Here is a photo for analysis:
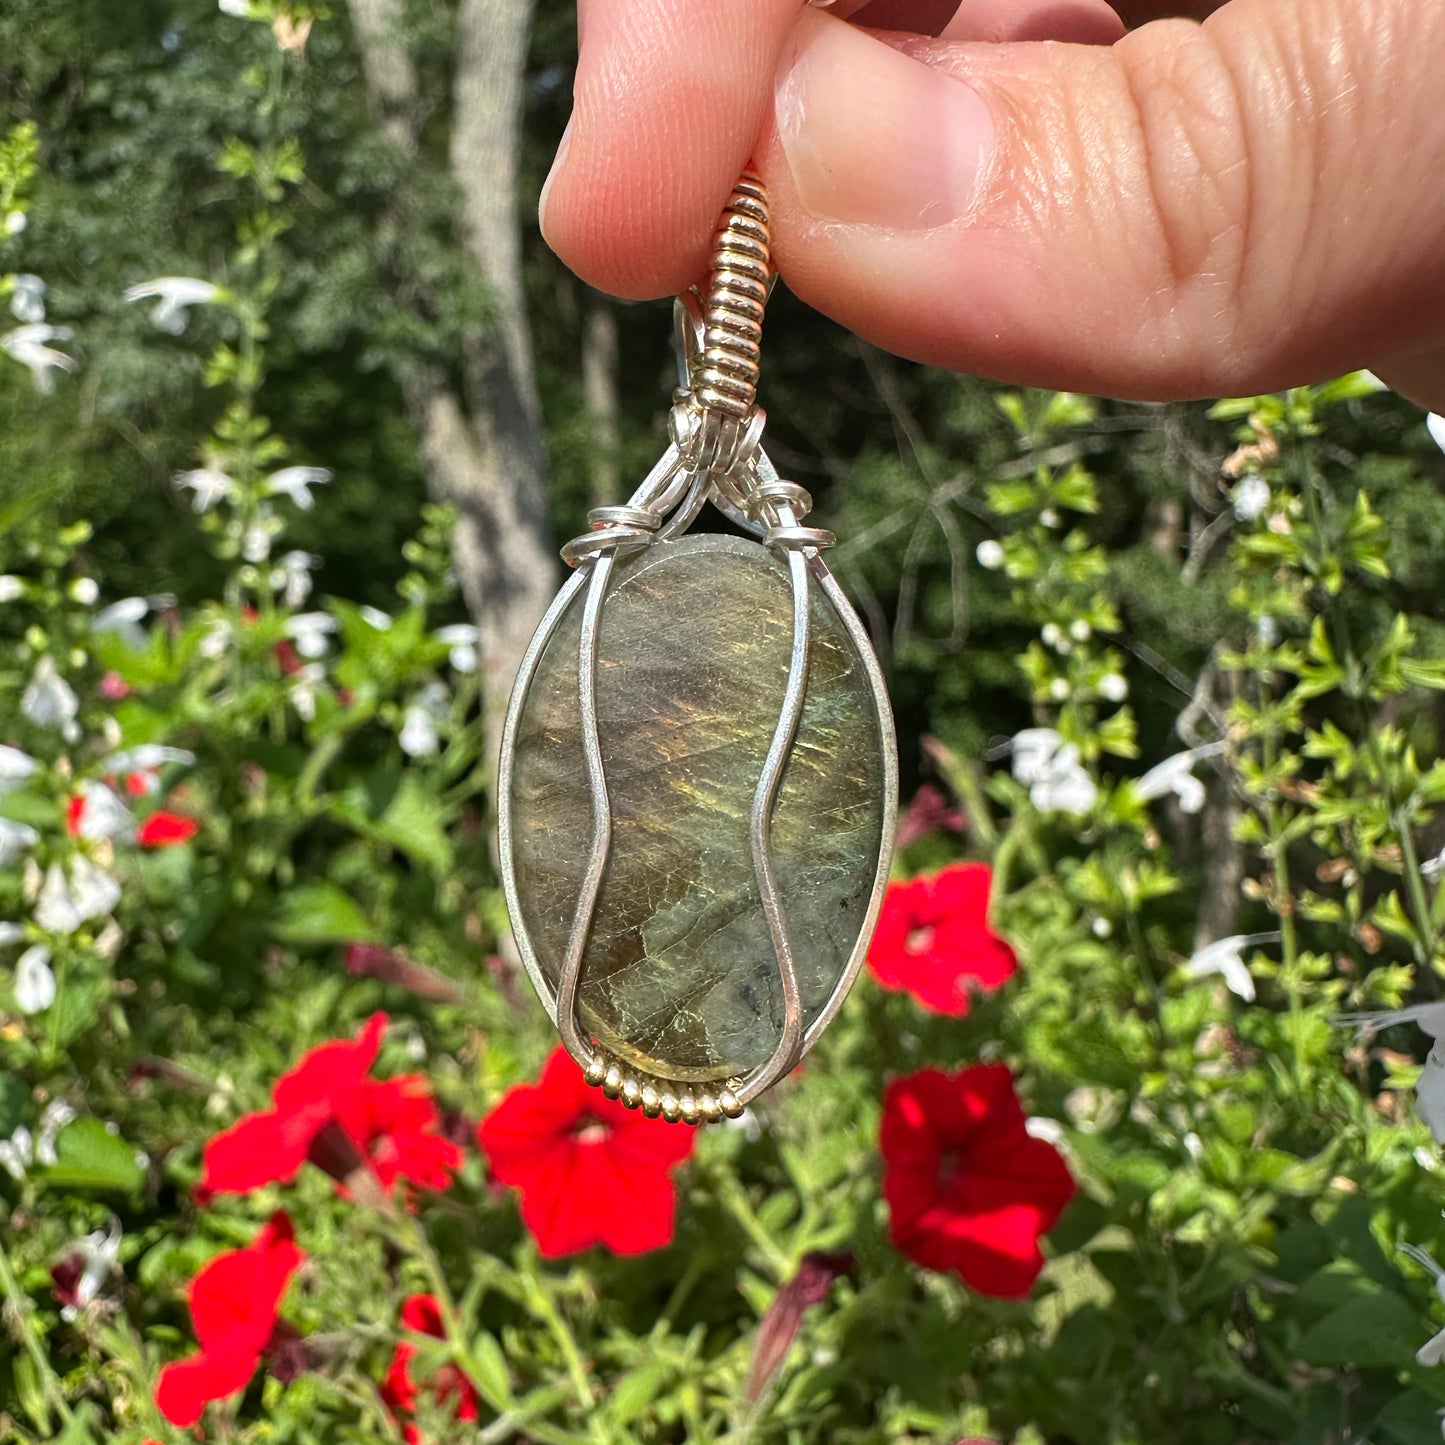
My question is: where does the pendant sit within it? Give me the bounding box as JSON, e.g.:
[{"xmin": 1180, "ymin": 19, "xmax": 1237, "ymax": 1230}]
[{"xmin": 499, "ymin": 173, "xmax": 897, "ymax": 1122}]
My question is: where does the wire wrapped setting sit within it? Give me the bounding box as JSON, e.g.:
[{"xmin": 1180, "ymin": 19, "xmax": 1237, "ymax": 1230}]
[{"xmin": 498, "ymin": 167, "xmax": 893, "ymax": 1121}]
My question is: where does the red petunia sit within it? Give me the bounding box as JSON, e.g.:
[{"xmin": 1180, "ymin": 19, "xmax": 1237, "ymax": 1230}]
[
  {"xmin": 155, "ymin": 1212, "xmax": 304, "ymax": 1427},
  {"xmin": 867, "ymin": 862, "xmax": 1017, "ymax": 1016},
  {"xmin": 136, "ymin": 810, "xmax": 200, "ymax": 847},
  {"xmin": 380, "ymin": 1294, "xmax": 480, "ymax": 1445},
  {"xmin": 199, "ymin": 1013, "xmax": 462, "ymax": 1200},
  {"xmin": 880, "ymin": 1064, "xmax": 1075, "ymax": 1298},
  {"xmin": 477, "ymin": 1047, "xmax": 697, "ymax": 1258}
]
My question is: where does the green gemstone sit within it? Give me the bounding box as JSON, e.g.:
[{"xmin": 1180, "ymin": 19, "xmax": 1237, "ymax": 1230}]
[{"xmin": 508, "ymin": 533, "xmax": 888, "ymax": 1083}]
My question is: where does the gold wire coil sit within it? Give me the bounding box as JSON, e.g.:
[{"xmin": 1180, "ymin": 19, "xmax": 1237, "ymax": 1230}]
[{"xmin": 695, "ymin": 173, "xmax": 771, "ymax": 418}]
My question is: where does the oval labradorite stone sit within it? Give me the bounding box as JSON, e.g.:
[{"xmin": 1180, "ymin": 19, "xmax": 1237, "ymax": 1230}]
[{"xmin": 509, "ymin": 533, "xmax": 888, "ymax": 1083}]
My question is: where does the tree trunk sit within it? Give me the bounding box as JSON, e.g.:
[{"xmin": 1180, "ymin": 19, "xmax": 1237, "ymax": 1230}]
[
  {"xmin": 582, "ymin": 295, "xmax": 620, "ymax": 505},
  {"xmin": 347, "ymin": 0, "xmax": 555, "ymax": 780}
]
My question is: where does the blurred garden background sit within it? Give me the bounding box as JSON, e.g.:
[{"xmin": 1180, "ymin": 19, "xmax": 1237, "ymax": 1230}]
[{"xmin": 5, "ymin": 2, "xmax": 1445, "ymax": 1442}]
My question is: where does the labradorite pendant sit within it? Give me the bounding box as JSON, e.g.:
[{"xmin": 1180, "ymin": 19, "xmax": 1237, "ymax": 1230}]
[{"xmin": 498, "ymin": 174, "xmax": 896, "ymax": 1122}]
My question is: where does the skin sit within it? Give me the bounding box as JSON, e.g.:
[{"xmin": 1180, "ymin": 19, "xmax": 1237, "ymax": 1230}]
[{"xmin": 540, "ymin": 0, "xmax": 1445, "ymax": 409}]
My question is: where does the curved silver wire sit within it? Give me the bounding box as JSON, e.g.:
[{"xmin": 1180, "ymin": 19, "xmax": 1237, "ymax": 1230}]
[
  {"xmin": 737, "ymin": 539, "xmax": 809, "ymax": 1099},
  {"xmin": 552, "ymin": 550, "xmax": 615, "ymax": 1072}
]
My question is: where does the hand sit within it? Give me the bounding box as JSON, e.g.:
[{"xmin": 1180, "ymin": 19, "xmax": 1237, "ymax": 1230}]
[{"xmin": 539, "ymin": 0, "xmax": 1445, "ymax": 410}]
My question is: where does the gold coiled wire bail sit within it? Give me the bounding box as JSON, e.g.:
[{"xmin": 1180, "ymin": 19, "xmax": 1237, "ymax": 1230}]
[{"xmin": 694, "ymin": 171, "xmax": 771, "ymax": 419}]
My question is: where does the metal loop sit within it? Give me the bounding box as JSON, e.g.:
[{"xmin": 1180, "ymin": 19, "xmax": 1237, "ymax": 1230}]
[
  {"xmin": 588, "ymin": 505, "xmax": 662, "ymax": 532},
  {"xmin": 560, "ymin": 525, "xmax": 656, "ymax": 567},
  {"xmin": 764, "ymin": 523, "xmax": 836, "ymax": 551},
  {"xmin": 745, "ymin": 479, "xmax": 813, "ymax": 522}
]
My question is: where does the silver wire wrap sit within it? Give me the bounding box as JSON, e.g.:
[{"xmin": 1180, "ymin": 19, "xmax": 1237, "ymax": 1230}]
[{"xmin": 547, "ymin": 170, "xmax": 840, "ymax": 1121}]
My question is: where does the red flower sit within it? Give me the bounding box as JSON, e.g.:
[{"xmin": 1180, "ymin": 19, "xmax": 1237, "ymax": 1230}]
[
  {"xmin": 136, "ymin": 810, "xmax": 200, "ymax": 847},
  {"xmin": 199, "ymin": 1013, "xmax": 462, "ymax": 1199},
  {"xmin": 98, "ymin": 670, "xmax": 131, "ymax": 701},
  {"xmin": 477, "ymin": 1047, "xmax": 697, "ymax": 1258},
  {"xmin": 867, "ymin": 862, "xmax": 1016, "ymax": 1016},
  {"xmin": 380, "ymin": 1294, "xmax": 480, "ymax": 1444},
  {"xmin": 155, "ymin": 1212, "xmax": 304, "ymax": 1427},
  {"xmin": 880, "ymin": 1064, "xmax": 1075, "ymax": 1298}
]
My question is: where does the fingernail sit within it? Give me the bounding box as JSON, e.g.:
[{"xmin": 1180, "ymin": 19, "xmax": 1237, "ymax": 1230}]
[
  {"xmin": 774, "ymin": 15, "xmax": 994, "ymax": 229},
  {"xmin": 539, "ymin": 114, "xmax": 574, "ymax": 241}
]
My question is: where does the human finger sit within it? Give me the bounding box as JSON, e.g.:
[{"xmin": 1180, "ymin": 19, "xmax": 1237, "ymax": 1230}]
[
  {"xmin": 754, "ymin": 1, "xmax": 1445, "ymax": 401},
  {"xmin": 540, "ymin": 0, "xmax": 1130, "ymax": 299}
]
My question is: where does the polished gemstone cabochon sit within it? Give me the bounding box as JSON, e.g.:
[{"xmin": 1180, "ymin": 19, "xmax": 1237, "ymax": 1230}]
[{"xmin": 507, "ymin": 533, "xmax": 890, "ymax": 1083}]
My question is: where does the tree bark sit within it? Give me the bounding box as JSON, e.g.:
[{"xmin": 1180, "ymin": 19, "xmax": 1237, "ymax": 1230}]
[
  {"xmin": 347, "ymin": 0, "xmax": 555, "ymax": 779},
  {"xmin": 582, "ymin": 294, "xmax": 620, "ymax": 505}
]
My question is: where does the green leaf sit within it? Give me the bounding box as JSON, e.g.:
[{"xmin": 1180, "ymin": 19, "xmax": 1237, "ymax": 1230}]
[
  {"xmin": 1296, "ymin": 1290, "xmax": 1422, "ymax": 1367},
  {"xmin": 328, "ymin": 774, "xmax": 453, "ymax": 877},
  {"xmin": 271, "ymin": 881, "xmax": 379, "ymax": 945},
  {"xmin": 42, "ymin": 1117, "xmax": 143, "ymax": 1193},
  {"xmin": 606, "ymin": 1360, "xmax": 674, "ymax": 1427},
  {"xmin": 468, "ymin": 1331, "xmax": 513, "ymax": 1408}
]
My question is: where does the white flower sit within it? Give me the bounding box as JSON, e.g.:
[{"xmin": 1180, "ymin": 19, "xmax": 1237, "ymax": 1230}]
[
  {"xmin": 1401, "ymin": 1244, "xmax": 1445, "ymax": 1365},
  {"xmin": 975, "ymin": 539, "xmax": 1005, "ymax": 570},
  {"xmin": 1069, "ymin": 619, "xmax": 1092, "ymax": 642},
  {"xmin": 290, "ymin": 662, "xmax": 326, "ymax": 722},
  {"xmin": 265, "ymin": 466, "xmax": 332, "ymax": 510},
  {"xmin": 103, "ymin": 745, "xmax": 195, "ymax": 775},
  {"xmin": 59, "ymin": 1218, "xmax": 123, "ymax": 1321},
  {"xmin": 274, "ymin": 551, "xmax": 319, "ymax": 609},
  {"xmin": 1136, "ymin": 742, "xmax": 1227, "ymax": 815},
  {"xmin": 1182, "ymin": 932, "xmax": 1280, "ymax": 1003},
  {"xmin": 0, "ymin": 745, "xmax": 37, "ymax": 796},
  {"xmin": 0, "ymin": 574, "xmax": 23, "ymax": 602},
  {"xmin": 9, "ymin": 273, "xmax": 46, "ymax": 324},
  {"xmin": 122, "ymin": 276, "xmax": 220, "ymax": 335},
  {"xmin": 1428, "ymin": 414, "xmax": 1445, "ymax": 456},
  {"xmin": 3, "ymin": 211, "xmax": 26, "ymax": 236},
  {"xmin": 14, "ymin": 944, "xmax": 56, "ymax": 1013},
  {"xmin": 435, "ymin": 623, "xmax": 479, "ymax": 674},
  {"xmin": 1039, "ymin": 507, "xmax": 1061, "ymax": 529},
  {"xmin": 22, "ymin": 656, "xmax": 79, "ymax": 741},
  {"xmin": 199, "ymin": 617, "xmax": 232, "ymax": 658},
  {"xmin": 35, "ymin": 858, "xmax": 121, "ymax": 934},
  {"xmin": 1336, "ymin": 1002, "xmax": 1445, "ymax": 1044},
  {"xmin": 1098, "ymin": 672, "xmax": 1128, "ymax": 703},
  {"xmin": 1041, "ymin": 622, "xmax": 1068, "ymax": 651},
  {"xmin": 399, "ymin": 682, "xmax": 450, "ymax": 759},
  {"xmin": 0, "ymin": 819, "xmax": 39, "ymax": 866},
  {"xmin": 360, "ymin": 606, "xmax": 394, "ymax": 631},
  {"xmin": 72, "ymin": 781, "xmax": 135, "ymax": 842},
  {"xmin": 1010, "ymin": 727, "xmax": 1097, "ymax": 815},
  {"xmin": 0, "ymin": 922, "xmax": 25, "ymax": 946},
  {"xmin": 242, "ymin": 518, "xmax": 274, "ymax": 565},
  {"xmin": 0, "ymin": 1126, "xmax": 32, "ymax": 1180},
  {"xmin": 218, "ymin": 0, "xmax": 256, "ymax": 13},
  {"xmin": 1257, "ymin": 614, "xmax": 1280, "ymax": 647},
  {"xmin": 1024, "ymin": 1116, "xmax": 1065, "ymax": 1146},
  {"xmin": 1424, "ymin": 848, "xmax": 1445, "ymax": 882},
  {"xmin": 1, "ymin": 323, "xmax": 77, "ymax": 394},
  {"xmin": 285, "ymin": 611, "xmax": 337, "ymax": 659},
  {"xmin": 1420, "ymin": 1049, "xmax": 1445, "ymax": 1147},
  {"xmin": 173, "ymin": 468, "xmax": 234, "ymax": 513},
  {"xmin": 1232, "ymin": 475, "xmax": 1271, "ymax": 521},
  {"xmin": 91, "ymin": 596, "xmax": 149, "ymax": 650},
  {"xmin": 36, "ymin": 1100, "xmax": 75, "ymax": 1165},
  {"xmin": 1012, "ymin": 726, "xmax": 1066, "ymax": 783},
  {"xmin": 1336, "ymin": 1005, "xmax": 1445, "ymax": 1145}
]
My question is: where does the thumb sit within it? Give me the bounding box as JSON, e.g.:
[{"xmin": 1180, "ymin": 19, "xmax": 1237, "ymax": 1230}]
[{"xmin": 760, "ymin": 2, "xmax": 1445, "ymax": 404}]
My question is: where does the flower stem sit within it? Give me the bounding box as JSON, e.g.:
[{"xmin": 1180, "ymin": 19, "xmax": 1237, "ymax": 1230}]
[
  {"xmin": 0, "ymin": 1242, "xmax": 75, "ymax": 1427},
  {"xmin": 518, "ymin": 1265, "xmax": 593, "ymax": 1413}
]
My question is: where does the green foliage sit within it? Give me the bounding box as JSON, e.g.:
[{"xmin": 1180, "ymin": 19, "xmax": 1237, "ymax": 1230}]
[{"xmin": 6, "ymin": 3, "xmax": 1445, "ymax": 1444}]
